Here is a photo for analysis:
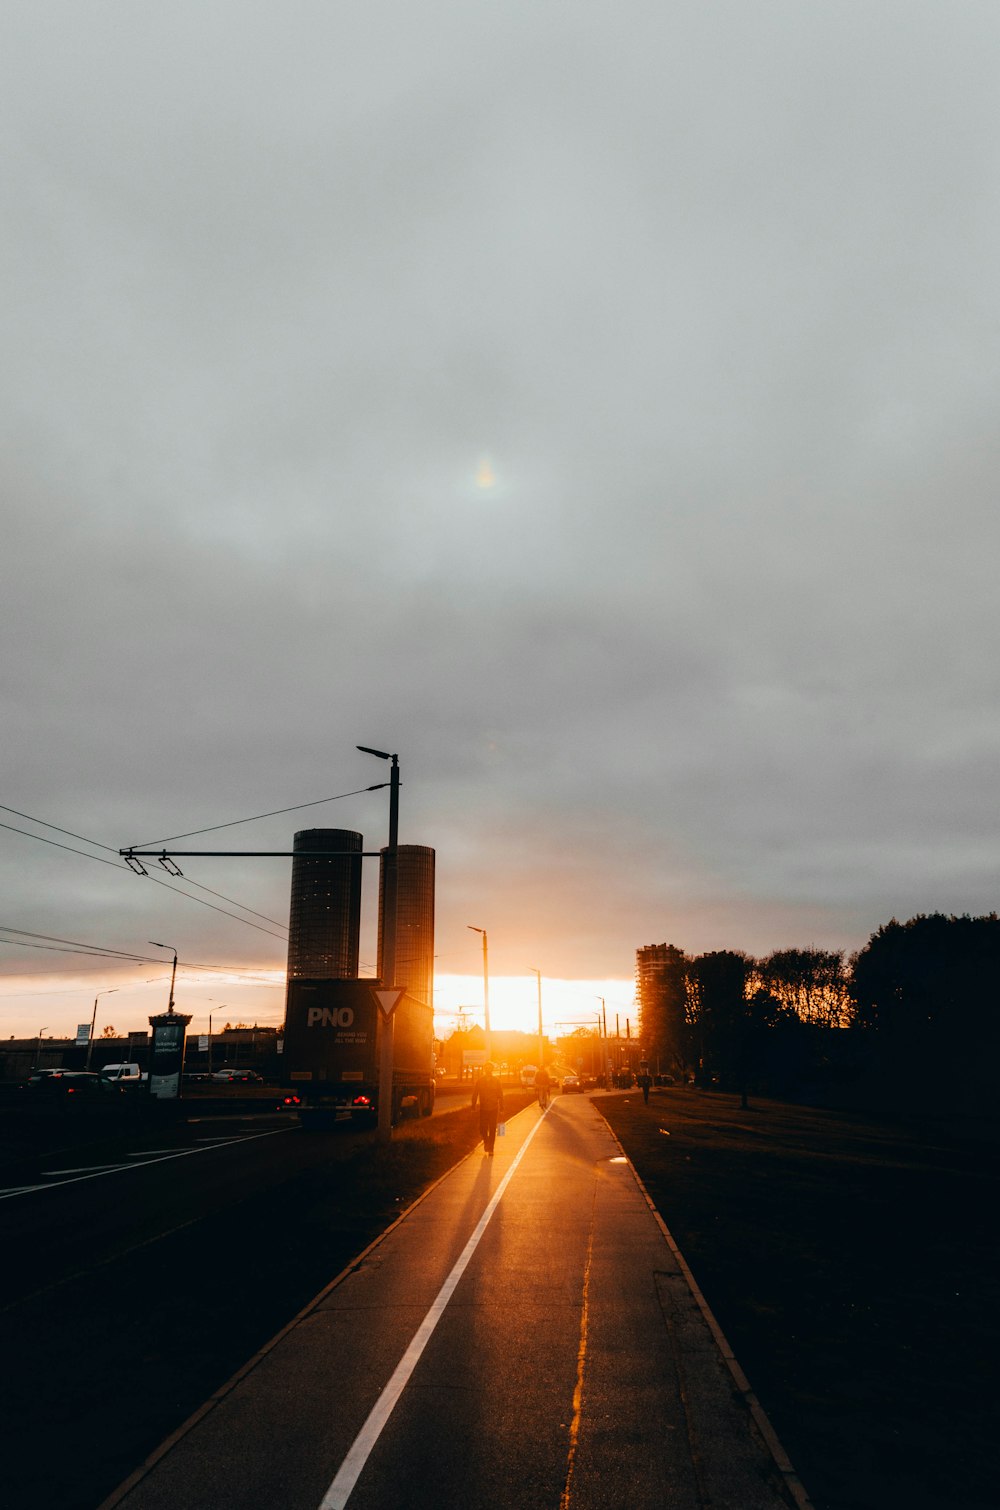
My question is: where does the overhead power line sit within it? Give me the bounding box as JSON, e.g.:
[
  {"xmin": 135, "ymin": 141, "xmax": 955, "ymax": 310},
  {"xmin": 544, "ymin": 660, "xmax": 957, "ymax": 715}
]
[
  {"xmin": 0, "ymin": 927, "xmax": 283, "ymax": 977},
  {"xmin": 0, "ymin": 805, "xmax": 118, "ymax": 853},
  {"xmin": 131, "ymin": 784, "xmax": 390, "ymax": 848},
  {"xmin": 0, "ymin": 820, "xmax": 124, "ymax": 869},
  {"xmin": 0, "ymin": 806, "xmax": 288, "ymax": 940}
]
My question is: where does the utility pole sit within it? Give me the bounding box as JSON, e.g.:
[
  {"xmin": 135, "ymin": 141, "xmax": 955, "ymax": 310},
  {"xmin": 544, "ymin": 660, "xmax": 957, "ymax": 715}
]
[
  {"xmin": 150, "ymin": 942, "xmax": 178, "ymax": 1012},
  {"xmin": 530, "ymin": 968, "xmax": 544, "ymax": 1068},
  {"xmin": 86, "ymin": 988, "xmax": 118, "ymax": 1070},
  {"xmin": 467, "ymin": 926, "xmax": 490, "ymax": 1061},
  {"xmin": 358, "ymin": 746, "xmax": 400, "ymax": 1143}
]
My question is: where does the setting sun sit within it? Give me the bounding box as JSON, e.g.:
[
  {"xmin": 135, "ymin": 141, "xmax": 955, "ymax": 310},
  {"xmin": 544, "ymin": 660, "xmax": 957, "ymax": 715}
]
[{"xmin": 432, "ymin": 973, "xmax": 635, "ymax": 1041}]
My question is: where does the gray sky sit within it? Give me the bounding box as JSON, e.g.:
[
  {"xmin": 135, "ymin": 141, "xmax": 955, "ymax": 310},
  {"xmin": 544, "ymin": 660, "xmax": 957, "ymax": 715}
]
[{"xmin": 3, "ymin": 2, "xmax": 999, "ymax": 1035}]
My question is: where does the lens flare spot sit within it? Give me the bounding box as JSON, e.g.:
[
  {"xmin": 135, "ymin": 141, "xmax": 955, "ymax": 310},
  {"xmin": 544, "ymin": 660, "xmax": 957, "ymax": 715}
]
[{"xmin": 476, "ymin": 456, "xmax": 497, "ymax": 490}]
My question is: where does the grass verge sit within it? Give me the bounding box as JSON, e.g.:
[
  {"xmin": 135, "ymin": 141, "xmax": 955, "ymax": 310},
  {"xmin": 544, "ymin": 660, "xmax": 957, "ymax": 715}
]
[{"xmin": 598, "ymin": 1087, "xmax": 998, "ymax": 1510}]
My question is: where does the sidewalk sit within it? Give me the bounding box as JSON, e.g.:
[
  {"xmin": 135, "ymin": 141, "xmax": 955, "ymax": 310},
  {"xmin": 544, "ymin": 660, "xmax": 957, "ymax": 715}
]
[{"xmin": 103, "ymin": 1093, "xmax": 812, "ymax": 1510}]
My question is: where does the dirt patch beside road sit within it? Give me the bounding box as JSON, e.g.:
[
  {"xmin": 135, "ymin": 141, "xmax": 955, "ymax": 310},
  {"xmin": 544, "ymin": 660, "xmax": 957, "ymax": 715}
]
[{"xmin": 598, "ymin": 1088, "xmax": 998, "ymax": 1510}]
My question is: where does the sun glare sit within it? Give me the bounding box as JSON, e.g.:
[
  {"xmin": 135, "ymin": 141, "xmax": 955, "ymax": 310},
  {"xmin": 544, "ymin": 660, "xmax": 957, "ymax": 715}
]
[
  {"xmin": 432, "ymin": 975, "xmax": 635, "ymax": 1041},
  {"xmin": 475, "ymin": 456, "xmax": 497, "ymax": 490}
]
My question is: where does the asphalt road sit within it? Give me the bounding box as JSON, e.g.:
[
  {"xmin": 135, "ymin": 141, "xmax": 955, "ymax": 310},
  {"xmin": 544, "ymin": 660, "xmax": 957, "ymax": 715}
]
[
  {"xmin": 0, "ymin": 1106, "xmax": 399, "ymax": 1508},
  {"xmin": 103, "ymin": 1094, "xmax": 801, "ymax": 1510}
]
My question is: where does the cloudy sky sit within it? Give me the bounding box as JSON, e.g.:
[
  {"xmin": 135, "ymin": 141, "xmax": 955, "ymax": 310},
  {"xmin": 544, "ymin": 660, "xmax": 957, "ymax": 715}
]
[{"xmin": 3, "ymin": 2, "xmax": 998, "ymax": 1040}]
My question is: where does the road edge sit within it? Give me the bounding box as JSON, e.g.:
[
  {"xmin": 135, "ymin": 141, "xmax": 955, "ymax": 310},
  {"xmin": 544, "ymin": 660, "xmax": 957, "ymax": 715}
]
[
  {"xmin": 595, "ymin": 1100, "xmax": 817, "ymax": 1510},
  {"xmin": 96, "ymin": 1111, "xmax": 516, "ymax": 1509}
]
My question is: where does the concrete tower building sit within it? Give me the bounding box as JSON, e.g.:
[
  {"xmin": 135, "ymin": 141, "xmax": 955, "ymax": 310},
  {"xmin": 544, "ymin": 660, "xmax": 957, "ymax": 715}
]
[
  {"xmin": 286, "ymin": 829, "xmax": 364, "ymax": 980},
  {"xmin": 635, "ymin": 942, "xmax": 673, "ymax": 1016},
  {"xmin": 378, "ymin": 844, "xmax": 435, "ymax": 1006}
]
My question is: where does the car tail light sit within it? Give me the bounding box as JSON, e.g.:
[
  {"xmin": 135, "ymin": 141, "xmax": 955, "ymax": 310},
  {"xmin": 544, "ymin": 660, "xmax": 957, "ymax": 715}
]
[{"xmin": 352, "ymin": 1095, "xmax": 372, "ymax": 1107}]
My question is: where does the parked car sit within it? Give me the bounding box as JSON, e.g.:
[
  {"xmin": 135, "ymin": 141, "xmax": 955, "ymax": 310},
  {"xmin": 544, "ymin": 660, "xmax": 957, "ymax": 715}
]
[
  {"xmin": 26, "ymin": 1070, "xmax": 118, "ymax": 1099},
  {"xmin": 561, "ymin": 1074, "xmax": 582, "ymax": 1093},
  {"xmin": 211, "ymin": 1068, "xmax": 263, "ymax": 1083},
  {"xmin": 99, "ymin": 1062, "xmax": 146, "ymax": 1087}
]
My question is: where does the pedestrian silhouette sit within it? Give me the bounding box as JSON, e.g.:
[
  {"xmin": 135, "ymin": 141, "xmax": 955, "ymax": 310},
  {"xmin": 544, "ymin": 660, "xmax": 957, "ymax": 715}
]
[{"xmin": 471, "ymin": 1063, "xmax": 505, "ymax": 1156}]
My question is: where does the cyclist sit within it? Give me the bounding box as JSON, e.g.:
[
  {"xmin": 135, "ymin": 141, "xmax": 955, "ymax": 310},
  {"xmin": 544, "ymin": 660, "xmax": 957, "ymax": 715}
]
[{"xmin": 534, "ymin": 1064, "xmax": 551, "ymax": 1109}]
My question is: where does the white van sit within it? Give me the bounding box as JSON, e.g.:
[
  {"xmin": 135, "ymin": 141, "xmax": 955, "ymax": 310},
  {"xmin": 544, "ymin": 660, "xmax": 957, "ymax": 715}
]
[{"xmin": 99, "ymin": 1062, "xmax": 146, "ymax": 1086}]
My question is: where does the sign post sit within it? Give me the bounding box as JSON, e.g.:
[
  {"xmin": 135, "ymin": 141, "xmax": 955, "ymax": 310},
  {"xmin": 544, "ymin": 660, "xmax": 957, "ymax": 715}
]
[{"xmin": 374, "ymin": 987, "xmax": 404, "ymax": 1142}]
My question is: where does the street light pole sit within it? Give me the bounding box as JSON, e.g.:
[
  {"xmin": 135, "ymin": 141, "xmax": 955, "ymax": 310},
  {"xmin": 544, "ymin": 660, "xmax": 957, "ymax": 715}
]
[
  {"xmin": 208, "ymin": 1005, "xmax": 225, "ymax": 1075},
  {"xmin": 530, "ymin": 967, "xmax": 544, "ymax": 1068},
  {"xmin": 149, "ymin": 942, "xmax": 178, "ymax": 1012},
  {"xmin": 467, "ymin": 926, "xmax": 490, "ymax": 1061},
  {"xmin": 86, "ymin": 988, "xmax": 118, "ymax": 1069},
  {"xmin": 596, "ymin": 996, "xmax": 607, "ymax": 1083},
  {"xmin": 358, "ymin": 745, "xmax": 400, "ymax": 1143},
  {"xmin": 357, "ymin": 747, "xmax": 400, "ymax": 989}
]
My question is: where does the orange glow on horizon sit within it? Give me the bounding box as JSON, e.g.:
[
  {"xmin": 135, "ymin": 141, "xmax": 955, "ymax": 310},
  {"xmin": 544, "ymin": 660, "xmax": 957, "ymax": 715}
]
[{"xmin": 431, "ymin": 974, "xmax": 635, "ymax": 1040}]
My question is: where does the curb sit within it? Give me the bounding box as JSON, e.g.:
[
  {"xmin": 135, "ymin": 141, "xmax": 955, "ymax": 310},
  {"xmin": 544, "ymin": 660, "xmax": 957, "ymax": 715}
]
[{"xmin": 595, "ymin": 1104, "xmax": 816, "ymax": 1510}]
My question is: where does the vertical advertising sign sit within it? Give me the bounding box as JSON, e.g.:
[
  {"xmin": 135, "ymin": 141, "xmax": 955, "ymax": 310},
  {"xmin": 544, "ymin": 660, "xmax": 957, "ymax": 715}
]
[{"xmin": 148, "ymin": 1014, "xmax": 190, "ymax": 1099}]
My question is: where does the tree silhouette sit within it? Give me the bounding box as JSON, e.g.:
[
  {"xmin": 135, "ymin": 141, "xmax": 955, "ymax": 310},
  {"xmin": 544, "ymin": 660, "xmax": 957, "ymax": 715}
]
[{"xmin": 851, "ymin": 912, "xmax": 1000, "ymax": 1105}]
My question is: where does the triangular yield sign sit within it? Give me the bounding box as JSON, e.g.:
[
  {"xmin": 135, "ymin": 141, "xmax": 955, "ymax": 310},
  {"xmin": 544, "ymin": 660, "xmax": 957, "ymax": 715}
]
[{"xmin": 373, "ymin": 987, "xmax": 405, "ymax": 1017}]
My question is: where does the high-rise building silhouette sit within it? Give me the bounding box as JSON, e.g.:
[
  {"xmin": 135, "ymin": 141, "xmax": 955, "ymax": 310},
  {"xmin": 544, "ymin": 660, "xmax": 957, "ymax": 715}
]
[
  {"xmin": 378, "ymin": 844, "xmax": 435, "ymax": 1006},
  {"xmin": 286, "ymin": 829, "xmax": 363, "ymax": 980},
  {"xmin": 635, "ymin": 942, "xmax": 672, "ymax": 1017}
]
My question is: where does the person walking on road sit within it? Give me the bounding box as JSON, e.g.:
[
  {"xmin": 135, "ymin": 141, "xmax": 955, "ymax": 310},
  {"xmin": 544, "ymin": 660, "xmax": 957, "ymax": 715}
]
[
  {"xmin": 471, "ymin": 1063, "xmax": 504, "ymax": 1156},
  {"xmin": 534, "ymin": 1065, "xmax": 551, "ymax": 1109},
  {"xmin": 638, "ymin": 1070, "xmax": 652, "ymax": 1104}
]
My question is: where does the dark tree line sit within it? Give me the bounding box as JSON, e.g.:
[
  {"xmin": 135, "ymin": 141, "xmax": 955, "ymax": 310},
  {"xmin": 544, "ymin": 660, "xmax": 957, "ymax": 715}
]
[{"xmin": 638, "ymin": 914, "xmax": 1000, "ymax": 1110}]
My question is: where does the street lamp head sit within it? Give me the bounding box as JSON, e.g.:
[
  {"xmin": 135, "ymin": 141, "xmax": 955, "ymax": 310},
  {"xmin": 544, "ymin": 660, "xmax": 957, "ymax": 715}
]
[
  {"xmin": 357, "ymin": 745, "xmax": 393, "ymax": 761},
  {"xmin": 467, "ymin": 925, "xmax": 485, "ymax": 935}
]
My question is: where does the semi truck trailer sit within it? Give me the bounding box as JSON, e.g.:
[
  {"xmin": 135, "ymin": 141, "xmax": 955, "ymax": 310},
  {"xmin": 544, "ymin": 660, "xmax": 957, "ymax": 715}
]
[{"xmin": 283, "ymin": 978, "xmax": 435, "ymax": 1127}]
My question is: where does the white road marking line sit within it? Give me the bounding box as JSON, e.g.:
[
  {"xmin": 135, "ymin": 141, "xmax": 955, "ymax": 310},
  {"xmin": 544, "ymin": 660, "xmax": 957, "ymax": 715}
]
[
  {"xmin": 319, "ymin": 1105, "xmax": 551, "ymax": 1510},
  {"xmin": 0, "ymin": 1127, "xmax": 290, "ymax": 1201},
  {"xmin": 44, "ymin": 1163, "xmax": 131, "ymax": 1176}
]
